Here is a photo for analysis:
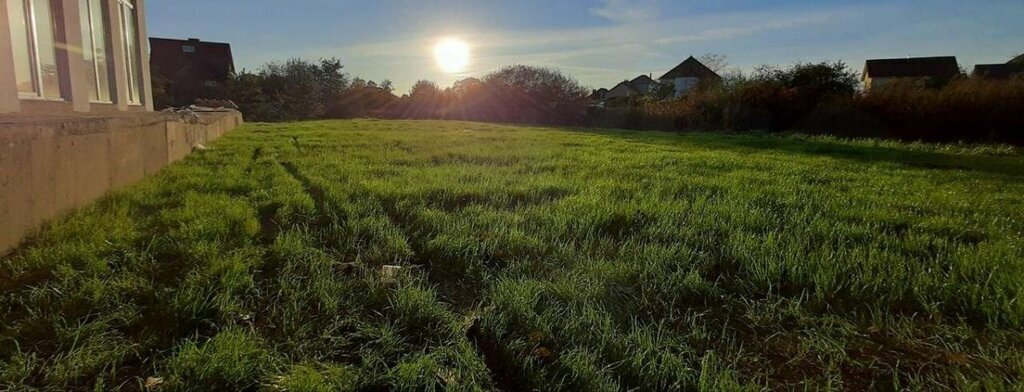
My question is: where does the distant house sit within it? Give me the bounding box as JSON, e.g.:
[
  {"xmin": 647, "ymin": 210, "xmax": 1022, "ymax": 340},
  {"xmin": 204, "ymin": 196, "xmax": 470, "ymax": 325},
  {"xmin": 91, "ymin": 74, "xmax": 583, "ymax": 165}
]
[
  {"xmin": 604, "ymin": 80, "xmax": 644, "ymax": 100},
  {"xmin": 150, "ymin": 37, "xmax": 235, "ymax": 107},
  {"xmin": 973, "ymin": 64, "xmax": 1024, "ymax": 79},
  {"xmin": 862, "ymin": 56, "xmax": 960, "ymax": 91},
  {"xmin": 589, "ymin": 88, "xmax": 609, "ymax": 101},
  {"xmin": 972, "ymin": 55, "xmax": 1024, "ymax": 79},
  {"xmin": 629, "ymin": 75, "xmax": 658, "ymax": 95},
  {"xmin": 658, "ymin": 56, "xmax": 721, "ymax": 98}
]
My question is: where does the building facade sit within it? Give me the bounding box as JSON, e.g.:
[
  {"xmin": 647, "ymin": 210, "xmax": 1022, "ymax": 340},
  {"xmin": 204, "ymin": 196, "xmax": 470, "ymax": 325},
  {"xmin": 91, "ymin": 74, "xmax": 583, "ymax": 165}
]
[
  {"xmin": 658, "ymin": 56, "xmax": 721, "ymax": 98},
  {"xmin": 972, "ymin": 55, "xmax": 1024, "ymax": 80},
  {"xmin": 1, "ymin": 1, "xmax": 244, "ymax": 254},
  {"xmin": 150, "ymin": 37, "xmax": 235, "ymax": 108},
  {"xmin": 862, "ymin": 56, "xmax": 960, "ymax": 92},
  {"xmin": 1, "ymin": 0, "xmax": 153, "ymax": 114}
]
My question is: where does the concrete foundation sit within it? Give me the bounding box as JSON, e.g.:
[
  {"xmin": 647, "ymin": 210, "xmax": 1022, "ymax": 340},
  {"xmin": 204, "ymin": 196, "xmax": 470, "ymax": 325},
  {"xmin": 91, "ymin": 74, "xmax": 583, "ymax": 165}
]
[{"xmin": 0, "ymin": 110, "xmax": 243, "ymax": 253}]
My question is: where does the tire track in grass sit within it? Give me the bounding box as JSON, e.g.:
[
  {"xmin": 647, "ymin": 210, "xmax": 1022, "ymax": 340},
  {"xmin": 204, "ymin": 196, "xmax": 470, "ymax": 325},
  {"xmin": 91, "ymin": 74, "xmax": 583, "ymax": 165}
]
[
  {"xmin": 279, "ymin": 152, "xmax": 512, "ymax": 390},
  {"xmin": 249, "ymin": 147, "xmax": 284, "ymax": 245},
  {"xmin": 279, "ymin": 160, "xmax": 333, "ymax": 228},
  {"xmin": 286, "ymin": 141, "xmax": 512, "ymax": 387}
]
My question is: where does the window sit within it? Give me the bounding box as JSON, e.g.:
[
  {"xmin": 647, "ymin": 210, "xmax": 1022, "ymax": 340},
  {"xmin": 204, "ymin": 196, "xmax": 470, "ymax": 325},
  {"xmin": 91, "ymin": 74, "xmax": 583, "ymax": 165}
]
[
  {"xmin": 6, "ymin": 0, "xmax": 62, "ymax": 99},
  {"xmin": 117, "ymin": 0, "xmax": 143, "ymax": 104},
  {"xmin": 182, "ymin": 45, "xmax": 196, "ymax": 53},
  {"xmin": 79, "ymin": 0, "xmax": 113, "ymax": 102}
]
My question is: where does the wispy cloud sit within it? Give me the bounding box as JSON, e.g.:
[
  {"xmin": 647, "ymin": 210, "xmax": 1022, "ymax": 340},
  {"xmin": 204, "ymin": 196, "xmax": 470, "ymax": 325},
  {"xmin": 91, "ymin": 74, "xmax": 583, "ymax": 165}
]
[
  {"xmin": 590, "ymin": 0, "xmax": 662, "ymax": 23},
  {"xmin": 653, "ymin": 12, "xmax": 840, "ymax": 45}
]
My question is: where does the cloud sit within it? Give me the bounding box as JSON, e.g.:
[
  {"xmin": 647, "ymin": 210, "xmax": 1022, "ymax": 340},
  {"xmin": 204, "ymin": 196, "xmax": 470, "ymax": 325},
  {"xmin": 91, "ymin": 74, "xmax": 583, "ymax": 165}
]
[
  {"xmin": 590, "ymin": 0, "xmax": 661, "ymax": 23},
  {"xmin": 654, "ymin": 12, "xmax": 838, "ymax": 45}
]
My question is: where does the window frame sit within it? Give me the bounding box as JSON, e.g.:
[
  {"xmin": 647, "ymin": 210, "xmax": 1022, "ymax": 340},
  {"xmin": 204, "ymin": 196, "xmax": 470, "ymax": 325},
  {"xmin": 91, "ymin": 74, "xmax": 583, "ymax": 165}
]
[
  {"xmin": 81, "ymin": 0, "xmax": 113, "ymax": 103},
  {"xmin": 11, "ymin": 0, "xmax": 62, "ymax": 100},
  {"xmin": 116, "ymin": 0, "xmax": 143, "ymax": 105}
]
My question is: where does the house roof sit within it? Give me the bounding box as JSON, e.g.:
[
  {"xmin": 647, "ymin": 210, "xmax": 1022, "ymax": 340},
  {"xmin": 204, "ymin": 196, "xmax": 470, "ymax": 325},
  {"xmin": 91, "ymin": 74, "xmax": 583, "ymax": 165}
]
[
  {"xmin": 630, "ymin": 75, "xmax": 655, "ymax": 86},
  {"xmin": 659, "ymin": 56, "xmax": 721, "ymax": 81},
  {"xmin": 603, "ymin": 81, "xmax": 640, "ymax": 99},
  {"xmin": 609, "ymin": 81, "xmax": 639, "ymax": 93},
  {"xmin": 863, "ymin": 56, "xmax": 960, "ymax": 79},
  {"xmin": 973, "ymin": 64, "xmax": 1024, "ymax": 79},
  {"xmin": 150, "ymin": 37, "xmax": 235, "ymax": 81}
]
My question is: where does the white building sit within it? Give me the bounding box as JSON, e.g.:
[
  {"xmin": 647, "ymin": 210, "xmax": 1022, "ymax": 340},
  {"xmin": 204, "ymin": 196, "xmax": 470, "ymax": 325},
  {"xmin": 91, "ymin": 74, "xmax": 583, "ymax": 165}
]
[
  {"xmin": 658, "ymin": 56, "xmax": 721, "ymax": 98},
  {"xmin": 1, "ymin": 0, "xmax": 153, "ymax": 114}
]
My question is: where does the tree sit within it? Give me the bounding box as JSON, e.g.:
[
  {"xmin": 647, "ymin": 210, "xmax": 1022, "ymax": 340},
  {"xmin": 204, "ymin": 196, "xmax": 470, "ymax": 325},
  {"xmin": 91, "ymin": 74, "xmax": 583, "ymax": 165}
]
[
  {"xmin": 451, "ymin": 77, "xmax": 482, "ymax": 95},
  {"xmin": 225, "ymin": 71, "xmax": 269, "ymax": 119},
  {"xmin": 784, "ymin": 61, "xmax": 859, "ymax": 96},
  {"xmin": 223, "ymin": 58, "xmax": 351, "ymax": 121},
  {"xmin": 410, "ymin": 80, "xmax": 442, "ymax": 98},
  {"xmin": 482, "ymin": 65, "xmax": 590, "ymax": 124},
  {"xmin": 699, "ymin": 53, "xmax": 729, "ymax": 74},
  {"xmin": 150, "ymin": 67, "xmax": 174, "ymax": 109}
]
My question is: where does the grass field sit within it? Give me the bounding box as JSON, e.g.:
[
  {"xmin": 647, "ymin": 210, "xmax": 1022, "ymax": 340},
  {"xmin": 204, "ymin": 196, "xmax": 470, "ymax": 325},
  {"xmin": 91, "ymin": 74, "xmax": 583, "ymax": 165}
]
[{"xmin": 2, "ymin": 119, "xmax": 1024, "ymax": 391}]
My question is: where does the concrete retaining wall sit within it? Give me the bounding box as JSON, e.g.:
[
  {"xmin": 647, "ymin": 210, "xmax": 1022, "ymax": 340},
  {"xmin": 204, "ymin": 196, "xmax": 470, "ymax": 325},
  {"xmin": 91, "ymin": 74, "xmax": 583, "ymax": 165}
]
[{"xmin": 0, "ymin": 111, "xmax": 243, "ymax": 253}]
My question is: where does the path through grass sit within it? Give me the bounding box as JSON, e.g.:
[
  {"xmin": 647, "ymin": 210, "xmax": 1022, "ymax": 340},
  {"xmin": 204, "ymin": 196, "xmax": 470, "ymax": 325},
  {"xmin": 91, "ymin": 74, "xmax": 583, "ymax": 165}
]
[{"xmin": 2, "ymin": 120, "xmax": 1024, "ymax": 390}]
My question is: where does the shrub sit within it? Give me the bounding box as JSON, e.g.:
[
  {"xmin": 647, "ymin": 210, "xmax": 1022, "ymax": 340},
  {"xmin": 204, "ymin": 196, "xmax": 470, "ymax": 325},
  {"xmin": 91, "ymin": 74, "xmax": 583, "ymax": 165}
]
[
  {"xmin": 590, "ymin": 61, "xmax": 1024, "ymax": 144},
  {"xmin": 858, "ymin": 78, "xmax": 1024, "ymax": 143}
]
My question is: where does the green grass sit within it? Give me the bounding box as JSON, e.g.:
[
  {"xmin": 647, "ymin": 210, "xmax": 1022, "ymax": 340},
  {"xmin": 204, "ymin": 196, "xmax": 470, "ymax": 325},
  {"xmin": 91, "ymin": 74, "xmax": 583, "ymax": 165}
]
[{"xmin": 2, "ymin": 119, "xmax": 1024, "ymax": 391}]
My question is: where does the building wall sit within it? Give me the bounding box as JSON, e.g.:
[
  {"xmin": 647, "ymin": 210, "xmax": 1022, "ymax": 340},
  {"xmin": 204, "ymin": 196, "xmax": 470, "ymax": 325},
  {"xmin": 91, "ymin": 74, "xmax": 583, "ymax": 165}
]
[
  {"xmin": 0, "ymin": 111, "xmax": 243, "ymax": 254},
  {"xmin": 864, "ymin": 76, "xmax": 894, "ymax": 92},
  {"xmin": 0, "ymin": 0, "xmax": 153, "ymax": 114},
  {"xmin": 672, "ymin": 77, "xmax": 700, "ymax": 97},
  {"xmin": 150, "ymin": 38, "xmax": 235, "ymax": 108},
  {"xmin": 632, "ymin": 81, "xmax": 657, "ymax": 95},
  {"xmin": 0, "ymin": 1, "xmax": 240, "ymax": 254}
]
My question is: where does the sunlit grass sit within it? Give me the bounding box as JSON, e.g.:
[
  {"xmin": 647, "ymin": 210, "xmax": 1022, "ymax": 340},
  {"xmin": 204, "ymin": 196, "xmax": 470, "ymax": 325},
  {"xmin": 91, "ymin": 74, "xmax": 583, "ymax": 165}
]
[{"xmin": 2, "ymin": 119, "xmax": 1023, "ymax": 390}]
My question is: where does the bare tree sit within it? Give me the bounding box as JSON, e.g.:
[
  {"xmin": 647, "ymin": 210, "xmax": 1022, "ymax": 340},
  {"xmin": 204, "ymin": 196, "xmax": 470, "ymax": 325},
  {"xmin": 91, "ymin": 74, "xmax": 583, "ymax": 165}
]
[{"xmin": 699, "ymin": 53, "xmax": 729, "ymax": 74}]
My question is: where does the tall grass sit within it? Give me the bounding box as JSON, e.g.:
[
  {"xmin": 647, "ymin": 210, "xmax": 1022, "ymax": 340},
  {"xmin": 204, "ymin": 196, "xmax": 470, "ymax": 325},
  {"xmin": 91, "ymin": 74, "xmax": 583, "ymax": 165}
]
[{"xmin": 2, "ymin": 120, "xmax": 1023, "ymax": 390}]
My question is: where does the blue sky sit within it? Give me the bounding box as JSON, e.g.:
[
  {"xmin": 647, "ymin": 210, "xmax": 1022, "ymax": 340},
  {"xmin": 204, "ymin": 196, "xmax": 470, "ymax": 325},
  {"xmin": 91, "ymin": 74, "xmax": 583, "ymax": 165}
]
[{"xmin": 148, "ymin": 0, "xmax": 1024, "ymax": 94}]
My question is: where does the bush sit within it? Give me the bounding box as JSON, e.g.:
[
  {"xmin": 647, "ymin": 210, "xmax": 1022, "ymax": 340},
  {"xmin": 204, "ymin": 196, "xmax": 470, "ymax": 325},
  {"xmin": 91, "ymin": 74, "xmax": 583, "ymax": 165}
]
[
  {"xmin": 858, "ymin": 78, "xmax": 1024, "ymax": 143},
  {"xmin": 591, "ymin": 61, "xmax": 1024, "ymax": 144}
]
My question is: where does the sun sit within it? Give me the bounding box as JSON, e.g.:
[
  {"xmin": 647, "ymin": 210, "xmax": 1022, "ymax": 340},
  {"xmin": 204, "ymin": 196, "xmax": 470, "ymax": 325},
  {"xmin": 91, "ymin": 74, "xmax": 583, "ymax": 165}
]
[{"xmin": 433, "ymin": 38, "xmax": 471, "ymax": 74}]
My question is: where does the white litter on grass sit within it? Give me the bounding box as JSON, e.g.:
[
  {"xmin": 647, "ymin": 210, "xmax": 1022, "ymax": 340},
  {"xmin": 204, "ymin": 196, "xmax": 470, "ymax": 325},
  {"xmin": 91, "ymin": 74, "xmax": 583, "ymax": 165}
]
[
  {"xmin": 381, "ymin": 265, "xmax": 402, "ymax": 283},
  {"xmin": 144, "ymin": 377, "xmax": 163, "ymax": 389},
  {"xmin": 193, "ymin": 144, "xmax": 208, "ymax": 151}
]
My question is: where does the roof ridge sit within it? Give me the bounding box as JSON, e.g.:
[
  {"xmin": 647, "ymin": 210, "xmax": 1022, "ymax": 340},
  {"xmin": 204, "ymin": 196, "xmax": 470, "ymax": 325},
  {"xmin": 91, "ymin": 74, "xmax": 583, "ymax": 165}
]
[{"xmin": 658, "ymin": 57, "xmax": 721, "ymax": 81}]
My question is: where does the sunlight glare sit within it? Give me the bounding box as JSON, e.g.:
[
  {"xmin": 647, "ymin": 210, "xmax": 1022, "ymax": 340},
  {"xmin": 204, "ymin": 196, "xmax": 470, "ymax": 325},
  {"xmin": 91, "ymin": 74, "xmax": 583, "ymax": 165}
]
[{"xmin": 433, "ymin": 38, "xmax": 471, "ymax": 74}]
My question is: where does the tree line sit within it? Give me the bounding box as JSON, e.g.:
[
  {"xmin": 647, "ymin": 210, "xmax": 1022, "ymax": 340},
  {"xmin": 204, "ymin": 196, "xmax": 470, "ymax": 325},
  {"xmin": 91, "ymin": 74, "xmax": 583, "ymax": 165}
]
[
  {"xmin": 155, "ymin": 58, "xmax": 590, "ymax": 126},
  {"xmin": 161, "ymin": 57, "xmax": 1024, "ymax": 145}
]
